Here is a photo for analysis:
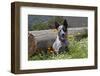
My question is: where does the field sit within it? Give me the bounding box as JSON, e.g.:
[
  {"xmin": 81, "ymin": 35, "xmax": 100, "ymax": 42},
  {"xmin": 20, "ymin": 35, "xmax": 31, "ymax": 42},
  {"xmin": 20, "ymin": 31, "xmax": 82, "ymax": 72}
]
[
  {"xmin": 29, "ymin": 35, "xmax": 88, "ymax": 60},
  {"xmin": 28, "ymin": 15, "xmax": 88, "ymax": 60}
]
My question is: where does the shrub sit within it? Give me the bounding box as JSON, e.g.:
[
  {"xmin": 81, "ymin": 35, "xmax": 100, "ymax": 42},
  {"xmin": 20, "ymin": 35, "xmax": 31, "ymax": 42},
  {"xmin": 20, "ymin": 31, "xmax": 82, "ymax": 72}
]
[
  {"xmin": 32, "ymin": 22, "xmax": 49, "ymax": 30},
  {"xmin": 68, "ymin": 36, "xmax": 88, "ymax": 58}
]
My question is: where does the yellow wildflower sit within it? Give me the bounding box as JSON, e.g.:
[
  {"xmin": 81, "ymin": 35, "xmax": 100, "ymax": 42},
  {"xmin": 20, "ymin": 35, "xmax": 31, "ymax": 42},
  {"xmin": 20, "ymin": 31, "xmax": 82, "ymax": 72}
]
[
  {"xmin": 68, "ymin": 35, "xmax": 73, "ymax": 37},
  {"xmin": 48, "ymin": 48, "xmax": 51, "ymax": 50},
  {"xmin": 68, "ymin": 35, "xmax": 74, "ymax": 41},
  {"xmin": 77, "ymin": 32, "xmax": 81, "ymax": 35},
  {"xmin": 47, "ymin": 47, "xmax": 54, "ymax": 53},
  {"xmin": 50, "ymin": 50, "xmax": 53, "ymax": 53}
]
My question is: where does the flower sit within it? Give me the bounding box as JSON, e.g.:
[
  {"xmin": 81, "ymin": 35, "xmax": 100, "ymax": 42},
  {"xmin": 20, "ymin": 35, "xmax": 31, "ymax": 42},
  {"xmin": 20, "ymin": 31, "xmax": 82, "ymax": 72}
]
[
  {"xmin": 48, "ymin": 48, "xmax": 51, "ymax": 50},
  {"xmin": 50, "ymin": 50, "xmax": 53, "ymax": 53},
  {"xmin": 68, "ymin": 35, "xmax": 74, "ymax": 41},
  {"xmin": 77, "ymin": 32, "xmax": 81, "ymax": 35},
  {"xmin": 68, "ymin": 35, "xmax": 74, "ymax": 37},
  {"xmin": 48, "ymin": 47, "xmax": 54, "ymax": 53}
]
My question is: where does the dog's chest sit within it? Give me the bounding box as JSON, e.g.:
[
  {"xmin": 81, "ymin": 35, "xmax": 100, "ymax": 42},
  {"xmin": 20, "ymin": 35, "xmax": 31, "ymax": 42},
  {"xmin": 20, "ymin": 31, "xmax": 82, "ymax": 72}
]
[{"xmin": 53, "ymin": 36, "xmax": 62, "ymax": 49}]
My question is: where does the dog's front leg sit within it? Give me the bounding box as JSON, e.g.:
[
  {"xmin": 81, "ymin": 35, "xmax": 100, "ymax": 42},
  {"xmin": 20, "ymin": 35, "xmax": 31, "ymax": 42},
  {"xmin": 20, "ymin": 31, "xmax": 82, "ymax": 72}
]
[{"xmin": 53, "ymin": 41, "xmax": 62, "ymax": 55}]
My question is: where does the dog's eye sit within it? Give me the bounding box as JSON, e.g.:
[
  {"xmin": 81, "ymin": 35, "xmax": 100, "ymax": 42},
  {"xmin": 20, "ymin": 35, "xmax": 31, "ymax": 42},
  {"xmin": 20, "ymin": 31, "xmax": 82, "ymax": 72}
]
[{"xmin": 59, "ymin": 30, "xmax": 61, "ymax": 32}]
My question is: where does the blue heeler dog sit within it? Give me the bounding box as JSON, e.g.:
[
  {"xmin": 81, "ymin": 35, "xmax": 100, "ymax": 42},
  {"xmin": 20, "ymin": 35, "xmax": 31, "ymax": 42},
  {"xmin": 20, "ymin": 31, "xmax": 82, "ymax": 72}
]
[{"xmin": 53, "ymin": 19, "xmax": 68, "ymax": 54}]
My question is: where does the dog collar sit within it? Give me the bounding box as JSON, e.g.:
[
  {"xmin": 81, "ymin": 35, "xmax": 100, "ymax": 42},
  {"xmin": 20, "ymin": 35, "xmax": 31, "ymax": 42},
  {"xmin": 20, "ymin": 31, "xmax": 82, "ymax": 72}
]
[{"xmin": 61, "ymin": 39, "xmax": 67, "ymax": 45}]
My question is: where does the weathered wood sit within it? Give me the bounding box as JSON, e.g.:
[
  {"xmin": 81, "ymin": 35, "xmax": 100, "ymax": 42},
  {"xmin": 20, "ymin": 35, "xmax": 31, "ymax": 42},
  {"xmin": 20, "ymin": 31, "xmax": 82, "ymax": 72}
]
[
  {"xmin": 28, "ymin": 27, "xmax": 87, "ymax": 55},
  {"xmin": 28, "ymin": 33, "xmax": 37, "ymax": 57}
]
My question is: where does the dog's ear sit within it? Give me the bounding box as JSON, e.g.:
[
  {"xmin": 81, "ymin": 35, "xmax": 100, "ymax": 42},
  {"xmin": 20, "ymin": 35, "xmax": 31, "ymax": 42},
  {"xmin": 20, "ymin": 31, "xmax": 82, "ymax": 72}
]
[
  {"xmin": 63, "ymin": 19, "xmax": 68, "ymax": 29},
  {"xmin": 55, "ymin": 22, "xmax": 60, "ymax": 29}
]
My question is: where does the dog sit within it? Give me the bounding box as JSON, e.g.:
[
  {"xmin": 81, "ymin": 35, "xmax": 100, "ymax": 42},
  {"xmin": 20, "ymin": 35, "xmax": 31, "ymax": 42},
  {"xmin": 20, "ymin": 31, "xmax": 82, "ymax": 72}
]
[{"xmin": 53, "ymin": 19, "xmax": 68, "ymax": 54}]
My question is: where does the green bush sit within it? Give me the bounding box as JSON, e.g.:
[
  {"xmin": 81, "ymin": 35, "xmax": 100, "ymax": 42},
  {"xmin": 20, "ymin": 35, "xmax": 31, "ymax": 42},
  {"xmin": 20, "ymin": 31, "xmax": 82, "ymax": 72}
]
[
  {"xmin": 31, "ymin": 16, "xmax": 64, "ymax": 31},
  {"xmin": 32, "ymin": 22, "xmax": 49, "ymax": 30},
  {"xmin": 68, "ymin": 35, "xmax": 88, "ymax": 58}
]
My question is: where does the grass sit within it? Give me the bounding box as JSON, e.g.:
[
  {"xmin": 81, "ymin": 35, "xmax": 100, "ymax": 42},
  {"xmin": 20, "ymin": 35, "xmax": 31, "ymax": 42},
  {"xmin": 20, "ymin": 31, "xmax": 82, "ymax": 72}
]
[{"xmin": 29, "ymin": 35, "xmax": 88, "ymax": 60}]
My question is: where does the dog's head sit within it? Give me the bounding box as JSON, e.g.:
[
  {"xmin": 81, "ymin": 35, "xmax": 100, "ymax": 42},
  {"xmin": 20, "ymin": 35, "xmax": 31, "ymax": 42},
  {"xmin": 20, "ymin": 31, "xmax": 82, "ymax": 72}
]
[{"xmin": 55, "ymin": 19, "xmax": 68, "ymax": 41}]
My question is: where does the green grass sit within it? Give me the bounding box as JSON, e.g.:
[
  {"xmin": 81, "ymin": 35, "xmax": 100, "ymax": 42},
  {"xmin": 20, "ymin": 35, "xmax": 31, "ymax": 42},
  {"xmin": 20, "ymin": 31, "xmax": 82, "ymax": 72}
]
[{"xmin": 29, "ymin": 36, "xmax": 88, "ymax": 60}]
